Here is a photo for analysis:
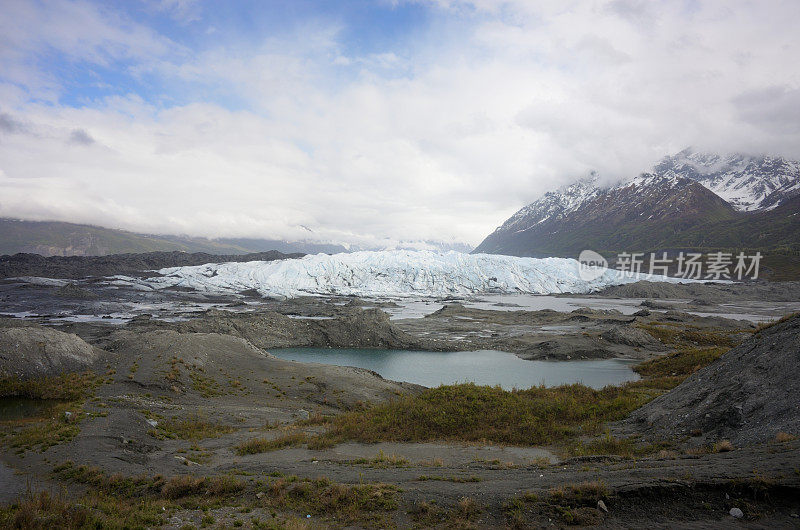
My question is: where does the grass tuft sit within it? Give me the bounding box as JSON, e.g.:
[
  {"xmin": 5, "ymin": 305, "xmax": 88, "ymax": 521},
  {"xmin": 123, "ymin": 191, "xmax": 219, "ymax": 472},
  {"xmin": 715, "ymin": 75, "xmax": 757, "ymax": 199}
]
[{"xmin": 234, "ymin": 432, "xmax": 307, "ymax": 455}]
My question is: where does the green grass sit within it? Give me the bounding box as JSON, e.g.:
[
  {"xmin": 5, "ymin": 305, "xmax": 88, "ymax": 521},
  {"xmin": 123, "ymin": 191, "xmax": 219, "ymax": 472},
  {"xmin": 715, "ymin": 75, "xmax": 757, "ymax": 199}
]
[
  {"xmin": 302, "ymin": 324, "xmax": 742, "ymax": 453},
  {"xmin": 263, "ymin": 475, "xmax": 397, "ymax": 522},
  {"xmin": 45, "ymin": 462, "xmax": 397, "ymax": 528},
  {"xmin": 189, "ymin": 369, "xmax": 224, "ymax": 398},
  {"xmin": 0, "ymin": 372, "xmax": 94, "ymax": 400},
  {"xmin": 307, "ymin": 382, "xmax": 662, "ymax": 449},
  {"xmin": 634, "ymin": 347, "xmax": 728, "ymax": 378},
  {"xmin": 416, "ymin": 474, "xmax": 482, "ymax": 483},
  {"xmin": 0, "ymin": 373, "xmax": 98, "ymax": 454},
  {"xmin": 147, "ymin": 412, "xmax": 235, "ymax": 441},
  {"xmin": 349, "ymin": 450, "xmax": 409, "ymax": 468}
]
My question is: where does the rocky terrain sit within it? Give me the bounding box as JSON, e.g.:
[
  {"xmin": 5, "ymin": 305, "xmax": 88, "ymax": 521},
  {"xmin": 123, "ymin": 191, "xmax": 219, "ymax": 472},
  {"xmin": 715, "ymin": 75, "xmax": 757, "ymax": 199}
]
[
  {"xmin": 0, "ymin": 273, "xmax": 798, "ymax": 528},
  {"xmin": 620, "ymin": 314, "xmax": 800, "ymax": 446}
]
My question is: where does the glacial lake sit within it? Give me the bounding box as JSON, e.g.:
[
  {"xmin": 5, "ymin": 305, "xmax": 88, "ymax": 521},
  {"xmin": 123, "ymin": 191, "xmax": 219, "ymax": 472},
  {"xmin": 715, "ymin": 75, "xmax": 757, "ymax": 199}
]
[{"xmin": 269, "ymin": 348, "xmax": 641, "ymax": 390}]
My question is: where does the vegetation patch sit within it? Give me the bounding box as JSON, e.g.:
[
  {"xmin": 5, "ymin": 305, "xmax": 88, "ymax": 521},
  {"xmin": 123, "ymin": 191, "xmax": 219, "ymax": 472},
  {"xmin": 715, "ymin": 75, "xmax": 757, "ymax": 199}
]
[
  {"xmin": 261, "ymin": 475, "xmax": 397, "ymax": 524},
  {"xmin": 504, "ymin": 481, "xmax": 609, "ymax": 527},
  {"xmin": 410, "ymin": 497, "xmax": 482, "ymax": 528},
  {"xmin": 147, "ymin": 412, "xmax": 235, "ymax": 441},
  {"xmin": 307, "ymin": 382, "xmax": 663, "ymax": 449},
  {"xmin": 302, "ymin": 325, "xmax": 739, "ymax": 454},
  {"xmin": 234, "ymin": 432, "xmax": 308, "ymax": 455},
  {"xmin": 0, "ymin": 372, "xmax": 94, "ymax": 401},
  {"xmin": 349, "ymin": 450, "xmax": 409, "ymax": 468},
  {"xmin": 0, "ymin": 372, "xmax": 98, "ymax": 454},
  {"xmin": 189, "ymin": 368, "xmax": 224, "ymax": 398},
  {"xmin": 417, "ymin": 474, "xmax": 482, "ymax": 483},
  {"xmin": 634, "ymin": 347, "xmax": 728, "ymax": 378}
]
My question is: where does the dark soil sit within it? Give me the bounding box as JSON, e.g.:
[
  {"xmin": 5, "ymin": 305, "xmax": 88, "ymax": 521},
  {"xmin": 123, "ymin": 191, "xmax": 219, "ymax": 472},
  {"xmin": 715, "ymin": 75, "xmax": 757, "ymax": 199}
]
[{"xmin": 619, "ymin": 313, "xmax": 800, "ymax": 446}]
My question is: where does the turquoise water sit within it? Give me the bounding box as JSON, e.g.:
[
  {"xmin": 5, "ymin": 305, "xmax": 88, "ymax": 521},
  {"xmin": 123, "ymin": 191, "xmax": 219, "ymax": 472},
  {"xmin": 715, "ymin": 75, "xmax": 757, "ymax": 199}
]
[{"xmin": 270, "ymin": 348, "xmax": 640, "ymax": 390}]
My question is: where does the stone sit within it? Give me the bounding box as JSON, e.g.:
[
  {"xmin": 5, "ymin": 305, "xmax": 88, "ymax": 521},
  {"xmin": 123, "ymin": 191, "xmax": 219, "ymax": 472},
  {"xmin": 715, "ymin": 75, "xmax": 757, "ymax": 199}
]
[
  {"xmin": 597, "ymin": 500, "xmax": 608, "ymax": 513},
  {"xmin": 729, "ymin": 507, "xmax": 743, "ymax": 518}
]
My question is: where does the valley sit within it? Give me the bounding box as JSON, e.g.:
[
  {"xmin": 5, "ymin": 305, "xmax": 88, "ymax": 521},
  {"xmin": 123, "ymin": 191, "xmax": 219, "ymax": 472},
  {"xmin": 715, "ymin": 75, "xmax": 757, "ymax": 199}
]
[{"xmin": 1, "ymin": 253, "xmax": 799, "ymax": 527}]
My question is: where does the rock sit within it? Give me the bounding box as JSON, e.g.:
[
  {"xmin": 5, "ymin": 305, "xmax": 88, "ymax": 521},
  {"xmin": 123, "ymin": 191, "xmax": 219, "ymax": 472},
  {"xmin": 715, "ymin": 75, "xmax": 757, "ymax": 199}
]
[
  {"xmin": 256, "ymin": 492, "xmax": 265, "ymax": 499},
  {"xmin": 0, "ymin": 323, "xmax": 102, "ymax": 379},
  {"xmin": 54, "ymin": 283, "xmax": 98, "ymax": 300},
  {"xmin": 729, "ymin": 507, "xmax": 743, "ymax": 518},
  {"xmin": 597, "ymin": 500, "xmax": 608, "ymax": 513},
  {"xmin": 620, "ymin": 314, "xmax": 800, "ymax": 445},
  {"xmin": 601, "ymin": 325, "xmax": 667, "ymax": 350}
]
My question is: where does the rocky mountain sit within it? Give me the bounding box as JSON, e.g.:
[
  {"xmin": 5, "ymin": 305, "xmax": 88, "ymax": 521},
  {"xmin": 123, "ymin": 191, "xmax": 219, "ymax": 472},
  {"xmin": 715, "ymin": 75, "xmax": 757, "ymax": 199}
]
[
  {"xmin": 654, "ymin": 149, "xmax": 800, "ymax": 211},
  {"xmin": 473, "ymin": 151, "xmax": 800, "ymax": 274}
]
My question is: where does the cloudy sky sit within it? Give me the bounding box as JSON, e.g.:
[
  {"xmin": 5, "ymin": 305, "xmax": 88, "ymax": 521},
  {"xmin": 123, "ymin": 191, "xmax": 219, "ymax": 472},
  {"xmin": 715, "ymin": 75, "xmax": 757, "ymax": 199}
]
[{"xmin": 1, "ymin": 0, "xmax": 799, "ymax": 248}]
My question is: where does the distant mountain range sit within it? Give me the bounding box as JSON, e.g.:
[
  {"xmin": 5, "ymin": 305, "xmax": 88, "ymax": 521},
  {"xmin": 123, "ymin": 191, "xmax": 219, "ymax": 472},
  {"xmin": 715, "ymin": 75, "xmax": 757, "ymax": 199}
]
[
  {"xmin": 474, "ymin": 149, "xmax": 800, "ymax": 279},
  {"xmin": 0, "ymin": 219, "xmax": 348, "ymax": 257},
  {"xmin": 0, "ymin": 218, "xmax": 473, "ymax": 258}
]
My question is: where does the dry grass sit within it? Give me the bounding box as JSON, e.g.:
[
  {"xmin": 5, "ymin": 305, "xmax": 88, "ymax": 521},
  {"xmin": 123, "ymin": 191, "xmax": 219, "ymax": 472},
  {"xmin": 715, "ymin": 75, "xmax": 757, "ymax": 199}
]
[
  {"xmin": 775, "ymin": 432, "xmax": 797, "ymax": 443},
  {"xmin": 350, "ymin": 450, "xmax": 409, "ymax": 468},
  {"xmin": 147, "ymin": 412, "xmax": 235, "ymax": 441},
  {"xmin": 754, "ymin": 312, "xmax": 800, "ymax": 333},
  {"xmin": 234, "ymin": 432, "xmax": 307, "ymax": 455},
  {"xmin": 713, "ymin": 440, "xmax": 735, "ymax": 453}
]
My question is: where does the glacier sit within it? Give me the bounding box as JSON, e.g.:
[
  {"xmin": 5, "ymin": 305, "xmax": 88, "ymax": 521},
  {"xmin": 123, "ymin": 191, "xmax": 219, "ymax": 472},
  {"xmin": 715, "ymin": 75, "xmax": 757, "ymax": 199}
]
[{"xmin": 119, "ymin": 250, "xmax": 689, "ymax": 298}]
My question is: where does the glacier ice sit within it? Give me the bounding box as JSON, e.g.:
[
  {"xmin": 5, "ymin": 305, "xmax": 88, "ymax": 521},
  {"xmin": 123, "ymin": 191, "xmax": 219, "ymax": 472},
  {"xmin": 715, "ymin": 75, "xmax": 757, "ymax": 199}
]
[{"xmin": 123, "ymin": 250, "xmax": 690, "ymax": 298}]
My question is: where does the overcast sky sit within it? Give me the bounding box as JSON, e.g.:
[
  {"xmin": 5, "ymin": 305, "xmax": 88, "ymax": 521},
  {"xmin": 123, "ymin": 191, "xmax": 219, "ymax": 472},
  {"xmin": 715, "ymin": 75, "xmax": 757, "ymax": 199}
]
[{"xmin": 1, "ymin": 0, "xmax": 799, "ymax": 247}]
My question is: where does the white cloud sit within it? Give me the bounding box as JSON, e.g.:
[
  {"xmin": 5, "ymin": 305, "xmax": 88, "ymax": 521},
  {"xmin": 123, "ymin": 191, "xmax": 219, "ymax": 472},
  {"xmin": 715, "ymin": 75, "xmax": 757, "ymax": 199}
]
[{"xmin": 1, "ymin": 0, "xmax": 799, "ymax": 247}]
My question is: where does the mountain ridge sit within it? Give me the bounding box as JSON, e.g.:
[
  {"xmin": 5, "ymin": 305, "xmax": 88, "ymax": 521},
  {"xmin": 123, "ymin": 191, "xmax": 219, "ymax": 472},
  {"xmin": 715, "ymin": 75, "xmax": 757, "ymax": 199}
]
[{"xmin": 473, "ymin": 151, "xmax": 800, "ymax": 279}]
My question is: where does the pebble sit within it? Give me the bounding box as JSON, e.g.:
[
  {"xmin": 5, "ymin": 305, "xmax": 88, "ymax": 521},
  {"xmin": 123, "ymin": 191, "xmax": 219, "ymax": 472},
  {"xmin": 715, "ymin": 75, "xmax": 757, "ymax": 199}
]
[
  {"xmin": 597, "ymin": 500, "xmax": 608, "ymax": 513},
  {"xmin": 729, "ymin": 507, "xmax": 743, "ymax": 518}
]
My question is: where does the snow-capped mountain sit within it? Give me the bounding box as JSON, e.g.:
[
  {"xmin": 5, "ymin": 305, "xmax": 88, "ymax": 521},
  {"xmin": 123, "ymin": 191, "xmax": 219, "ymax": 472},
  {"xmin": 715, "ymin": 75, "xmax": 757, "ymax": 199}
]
[
  {"xmin": 653, "ymin": 149, "xmax": 800, "ymax": 211},
  {"xmin": 473, "ymin": 150, "xmax": 800, "ymax": 259},
  {"xmin": 113, "ymin": 250, "xmax": 685, "ymax": 298},
  {"xmin": 498, "ymin": 175, "xmax": 601, "ymax": 234}
]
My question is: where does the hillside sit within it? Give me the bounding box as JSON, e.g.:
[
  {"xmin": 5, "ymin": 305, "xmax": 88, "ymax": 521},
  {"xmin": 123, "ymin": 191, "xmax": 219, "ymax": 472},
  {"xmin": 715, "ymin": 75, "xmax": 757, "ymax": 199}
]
[{"xmin": 0, "ymin": 219, "xmax": 347, "ymax": 257}]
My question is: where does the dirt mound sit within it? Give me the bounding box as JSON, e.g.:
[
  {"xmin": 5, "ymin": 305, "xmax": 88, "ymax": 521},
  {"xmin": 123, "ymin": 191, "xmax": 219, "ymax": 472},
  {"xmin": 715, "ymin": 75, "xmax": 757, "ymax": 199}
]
[
  {"xmin": 54, "ymin": 283, "xmax": 98, "ymax": 299},
  {"xmin": 162, "ymin": 307, "xmax": 432, "ymax": 350},
  {"xmin": 0, "ymin": 323, "xmax": 102, "ymax": 378},
  {"xmin": 601, "ymin": 326, "xmax": 667, "ymax": 350},
  {"xmin": 620, "ymin": 314, "xmax": 800, "ymax": 445},
  {"xmin": 102, "ymin": 329, "xmax": 420, "ymax": 406}
]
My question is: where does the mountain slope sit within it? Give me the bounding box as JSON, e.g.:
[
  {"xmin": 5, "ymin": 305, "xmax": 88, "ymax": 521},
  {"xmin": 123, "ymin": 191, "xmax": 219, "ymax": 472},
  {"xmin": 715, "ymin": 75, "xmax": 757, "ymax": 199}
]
[
  {"xmin": 474, "ymin": 151, "xmax": 800, "ymax": 262},
  {"xmin": 474, "ymin": 173, "xmax": 737, "ymax": 257}
]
